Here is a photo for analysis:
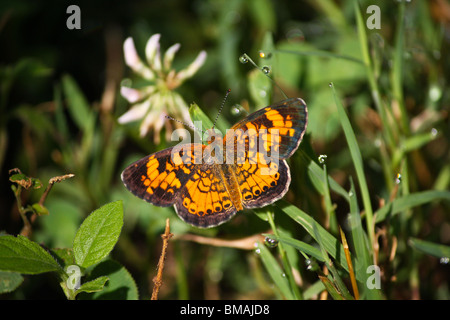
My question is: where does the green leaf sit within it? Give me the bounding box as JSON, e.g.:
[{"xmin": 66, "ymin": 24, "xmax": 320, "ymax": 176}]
[
  {"xmin": 51, "ymin": 248, "xmax": 75, "ymax": 268},
  {"xmin": 61, "ymin": 74, "xmax": 94, "ymax": 132},
  {"xmin": 75, "ymin": 276, "xmax": 109, "ymax": 296},
  {"xmin": 189, "ymin": 102, "xmax": 215, "ymax": 140},
  {"xmin": 0, "ymin": 235, "xmax": 62, "ymax": 275},
  {"xmin": 0, "ymin": 271, "xmax": 24, "ymax": 293},
  {"xmin": 409, "ymin": 238, "xmax": 450, "ymax": 259},
  {"xmin": 78, "ymin": 260, "xmax": 138, "ymax": 300},
  {"xmin": 73, "ymin": 201, "xmax": 124, "ymax": 268}
]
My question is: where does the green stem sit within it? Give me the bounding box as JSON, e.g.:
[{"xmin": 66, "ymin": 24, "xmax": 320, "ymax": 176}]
[
  {"xmin": 266, "ymin": 210, "xmax": 303, "ymax": 300},
  {"xmin": 391, "ymin": 1, "xmax": 410, "ymax": 136}
]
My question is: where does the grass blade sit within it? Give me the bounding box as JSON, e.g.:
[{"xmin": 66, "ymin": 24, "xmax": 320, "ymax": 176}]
[
  {"xmin": 409, "ymin": 238, "xmax": 450, "ymax": 260},
  {"xmin": 330, "ymin": 82, "xmax": 375, "ymax": 253},
  {"xmin": 275, "ymin": 201, "xmax": 365, "ymax": 283},
  {"xmin": 256, "ymin": 241, "xmax": 294, "ymax": 300},
  {"xmin": 375, "ymin": 190, "xmax": 450, "ymax": 223}
]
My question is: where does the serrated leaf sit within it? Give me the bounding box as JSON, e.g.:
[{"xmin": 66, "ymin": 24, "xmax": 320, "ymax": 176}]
[
  {"xmin": 0, "ymin": 235, "xmax": 62, "ymax": 274},
  {"xmin": 73, "ymin": 201, "xmax": 123, "ymax": 268},
  {"xmin": 78, "ymin": 260, "xmax": 138, "ymax": 300},
  {"xmin": 75, "ymin": 276, "xmax": 109, "ymax": 296},
  {"xmin": 51, "ymin": 248, "xmax": 75, "ymax": 268}
]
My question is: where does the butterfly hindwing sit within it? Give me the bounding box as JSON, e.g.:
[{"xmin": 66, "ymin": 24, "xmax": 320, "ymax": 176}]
[
  {"xmin": 175, "ymin": 163, "xmax": 237, "ymax": 228},
  {"xmin": 232, "ymin": 159, "xmax": 291, "ymax": 209}
]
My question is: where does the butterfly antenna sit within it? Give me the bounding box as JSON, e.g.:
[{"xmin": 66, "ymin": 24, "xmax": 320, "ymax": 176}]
[
  {"xmin": 165, "ymin": 115, "xmax": 206, "ymax": 135},
  {"xmin": 212, "ymin": 89, "xmax": 231, "ymax": 130}
]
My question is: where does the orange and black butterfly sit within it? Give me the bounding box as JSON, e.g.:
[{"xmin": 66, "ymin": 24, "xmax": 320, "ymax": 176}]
[{"xmin": 122, "ymin": 98, "xmax": 307, "ymax": 228}]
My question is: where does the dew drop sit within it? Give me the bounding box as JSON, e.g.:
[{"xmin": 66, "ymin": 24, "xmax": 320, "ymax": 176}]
[
  {"xmin": 254, "ymin": 242, "xmax": 261, "ymax": 254},
  {"xmin": 239, "ymin": 54, "xmax": 249, "ymax": 64},
  {"xmin": 231, "ymin": 104, "xmax": 243, "ymax": 116},
  {"xmin": 395, "ymin": 173, "xmax": 402, "ymax": 184},
  {"xmin": 318, "ymin": 154, "xmax": 327, "ymax": 164},
  {"xmin": 440, "ymin": 257, "xmax": 449, "ymax": 264},
  {"xmin": 431, "ymin": 128, "xmax": 438, "ymax": 137},
  {"xmin": 261, "ymin": 66, "xmax": 271, "ymax": 75},
  {"xmin": 264, "ymin": 236, "xmax": 278, "ymax": 248},
  {"xmin": 306, "ymin": 258, "xmax": 319, "ymax": 271}
]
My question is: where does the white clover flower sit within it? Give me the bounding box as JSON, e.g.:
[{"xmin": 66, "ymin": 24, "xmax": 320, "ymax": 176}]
[{"xmin": 118, "ymin": 34, "xmax": 207, "ymax": 144}]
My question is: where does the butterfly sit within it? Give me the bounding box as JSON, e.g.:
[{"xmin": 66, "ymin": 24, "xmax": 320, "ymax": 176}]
[{"xmin": 121, "ymin": 98, "xmax": 307, "ymax": 228}]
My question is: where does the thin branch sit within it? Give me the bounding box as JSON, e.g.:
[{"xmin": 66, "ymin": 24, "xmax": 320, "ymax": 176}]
[
  {"xmin": 151, "ymin": 218, "xmax": 173, "ymax": 300},
  {"xmin": 39, "ymin": 174, "xmax": 75, "ymax": 206},
  {"xmin": 177, "ymin": 233, "xmax": 265, "ymax": 250}
]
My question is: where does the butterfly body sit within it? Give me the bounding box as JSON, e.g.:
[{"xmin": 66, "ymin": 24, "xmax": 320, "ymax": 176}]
[{"xmin": 122, "ymin": 98, "xmax": 307, "ymax": 228}]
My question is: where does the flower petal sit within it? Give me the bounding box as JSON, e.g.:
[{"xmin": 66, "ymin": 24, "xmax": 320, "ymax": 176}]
[
  {"xmin": 175, "ymin": 50, "xmax": 207, "ymax": 84},
  {"xmin": 145, "ymin": 34, "xmax": 162, "ymax": 72},
  {"xmin": 120, "ymin": 86, "xmax": 142, "ymax": 103},
  {"xmin": 163, "ymin": 43, "xmax": 180, "ymax": 71},
  {"xmin": 118, "ymin": 99, "xmax": 151, "ymax": 124},
  {"xmin": 120, "ymin": 85, "xmax": 156, "ymax": 103},
  {"xmin": 124, "ymin": 37, "xmax": 154, "ymax": 80},
  {"xmin": 140, "ymin": 108, "xmax": 159, "ymax": 137}
]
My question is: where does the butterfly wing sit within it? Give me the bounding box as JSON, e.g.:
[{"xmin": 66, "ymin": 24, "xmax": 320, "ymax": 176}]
[
  {"xmin": 174, "ymin": 163, "xmax": 237, "ymax": 228},
  {"xmin": 224, "ymin": 98, "xmax": 307, "ymax": 209},
  {"xmin": 231, "ymin": 159, "xmax": 291, "ymax": 209},
  {"xmin": 226, "ymin": 97, "xmax": 307, "ymax": 161},
  {"xmin": 121, "ymin": 144, "xmax": 205, "ymax": 207}
]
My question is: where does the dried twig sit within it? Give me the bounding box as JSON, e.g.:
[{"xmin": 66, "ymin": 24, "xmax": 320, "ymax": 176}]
[
  {"xmin": 151, "ymin": 218, "xmax": 173, "ymax": 300},
  {"xmin": 39, "ymin": 174, "xmax": 75, "ymax": 206},
  {"xmin": 339, "ymin": 227, "xmax": 359, "ymax": 300},
  {"xmin": 177, "ymin": 233, "xmax": 266, "ymax": 250}
]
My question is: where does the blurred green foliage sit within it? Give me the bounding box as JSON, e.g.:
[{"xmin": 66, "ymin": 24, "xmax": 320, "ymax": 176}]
[{"xmin": 0, "ymin": 0, "xmax": 449, "ymax": 300}]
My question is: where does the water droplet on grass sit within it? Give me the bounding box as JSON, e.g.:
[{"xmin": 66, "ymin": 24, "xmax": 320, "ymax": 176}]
[
  {"xmin": 318, "ymin": 154, "xmax": 327, "ymax": 164},
  {"xmin": 239, "ymin": 54, "xmax": 249, "ymax": 64},
  {"xmin": 261, "ymin": 66, "xmax": 271, "ymax": 75},
  {"xmin": 264, "ymin": 236, "xmax": 278, "ymax": 248}
]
